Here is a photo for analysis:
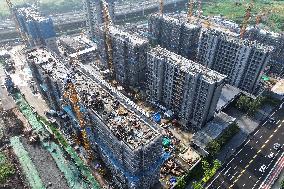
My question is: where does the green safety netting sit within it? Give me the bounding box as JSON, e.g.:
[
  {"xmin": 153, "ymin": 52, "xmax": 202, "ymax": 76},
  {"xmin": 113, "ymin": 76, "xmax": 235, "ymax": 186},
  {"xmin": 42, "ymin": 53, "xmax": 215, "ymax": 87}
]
[
  {"xmin": 10, "ymin": 136, "xmax": 45, "ymax": 189},
  {"xmin": 11, "ymin": 92, "xmax": 100, "ymax": 189}
]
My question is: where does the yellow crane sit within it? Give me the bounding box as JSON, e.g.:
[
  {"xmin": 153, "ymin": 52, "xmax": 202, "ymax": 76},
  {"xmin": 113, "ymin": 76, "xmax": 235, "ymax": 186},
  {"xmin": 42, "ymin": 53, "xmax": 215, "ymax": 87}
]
[
  {"xmin": 240, "ymin": 2, "xmax": 254, "ymax": 39},
  {"xmin": 5, "ymin": 0, "xmax": 28, "ymax": 45},
  {"xmin": 64, "ymin": 32, "xmax": 93, "ymax": 160},
  {"xmin": 63, "ymin": 79, "xmax": 94, "ymax": 161},
  {"xmin": 101, "ymin": 0, "xmax": 114, "ymax": 77}
]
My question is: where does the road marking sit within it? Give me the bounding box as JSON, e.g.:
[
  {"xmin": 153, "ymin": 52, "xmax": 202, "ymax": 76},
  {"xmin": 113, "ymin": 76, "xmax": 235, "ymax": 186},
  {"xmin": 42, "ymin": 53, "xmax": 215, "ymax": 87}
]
[
  {"xmin": 236, "ymin": 148, "xmax": 243, "ymax": 155},
  {"xmin": 245, "ymin": 139, "xmax": 251, "ymax": 145},
  {"xmin": 254, "ymin": 130, "xmax": 259, "ymax": 136},
  {"xmin": 243, "ymin": 183, "xmax": 246, "ymax": 187},
  {"xmin": 271, "ymin": 111, "xmax": 275, "ymax": 116},
  {"xmin": 228, "ymin": 122, "xmax": 283, "ymax": 189},
  {"xmin": 224, "ymin": 167, "xmax": 231, "ymax": 175},
  {"xmin": 233, "ymin": 165, "xmax": 237, "ymax": 170},
  {"xmin": 256, "ymin": 140, "xmax": 259, "ymax": 144},
  {"xmin": 260, "ymin": 135, "xmax": 263, "ymax": 139}
]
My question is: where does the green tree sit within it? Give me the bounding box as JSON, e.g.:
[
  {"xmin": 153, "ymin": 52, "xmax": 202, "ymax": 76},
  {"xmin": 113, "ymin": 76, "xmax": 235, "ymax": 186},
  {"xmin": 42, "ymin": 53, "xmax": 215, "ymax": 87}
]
[
  {"xmin": 206, "ymin": 140, "xmax": 221, "ymax": 156},
  {"xmin": 192, "ymin": 181, "xmax": 204, "ymax": 189},
  {"xmin": 281, "ymin": 179, "xmax": 284, "ymax": 189}
]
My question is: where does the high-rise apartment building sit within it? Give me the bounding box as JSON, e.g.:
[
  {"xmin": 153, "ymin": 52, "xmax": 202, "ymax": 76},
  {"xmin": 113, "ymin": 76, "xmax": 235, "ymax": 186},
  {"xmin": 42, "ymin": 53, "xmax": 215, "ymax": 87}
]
[
  {"xmin": 84, "ymin": 0, "xmax": 115, "ymax": 39},
  {"xmin": 148, "ymin": 14, "xmax": 201, "ymax": 61},
  {"xmin": 15, "ymin": 6, "xmax": 59, "ymax": 53},
  {"xmin": 197, "ymin": 29, "xmax": 273, "ymax": 93},
  {"xmin": 98, "ymin": 26, "xmax": 149, "ymax": 87},
  {"xmin": 147, "ymin": 46, "xmax": 226, "ymax": 129}
]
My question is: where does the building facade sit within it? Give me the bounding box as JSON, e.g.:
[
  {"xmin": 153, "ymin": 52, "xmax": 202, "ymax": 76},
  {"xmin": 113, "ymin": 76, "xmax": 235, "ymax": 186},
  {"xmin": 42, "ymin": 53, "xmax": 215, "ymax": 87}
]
[
  {"xmin": 15, "ymin": 6, "xmax": 59, "ymax": 53},
  {"xmin": 148, "ymin": 14, "xmax": 201, "ymax": 61},
  {"xmin": 197, "ymin": 29, "xmax": 273, "ymax": 93},
  {"xmin": 27, "ymin": 48, "xmax": 166, "ymax": 189},
  {"xmin": 84, "ymin": 0, "xmax": 115, "ymax": 40},
  {"xmin": 98, "ymin": 26, "xmax": 149, "ymax": 87},
  {"xmin": 147, "ymin": 46, "xmax": 226, "ymax": 129}
]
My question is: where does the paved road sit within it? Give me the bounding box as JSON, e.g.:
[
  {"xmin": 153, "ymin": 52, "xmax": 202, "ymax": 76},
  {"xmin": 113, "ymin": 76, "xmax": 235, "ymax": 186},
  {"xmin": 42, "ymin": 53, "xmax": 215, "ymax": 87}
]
[{"xmin": 206, "ymin": 101, "xmax": 284, "ymax": 189}]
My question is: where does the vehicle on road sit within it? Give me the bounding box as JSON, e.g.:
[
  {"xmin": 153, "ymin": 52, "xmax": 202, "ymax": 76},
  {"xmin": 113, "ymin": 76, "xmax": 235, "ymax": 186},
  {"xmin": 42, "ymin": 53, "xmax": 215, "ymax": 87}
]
[
  {"xmin": 273, "ymin": 143, "xmax": 281, "ymax": 150},
  {"xmin": 268, "ymin": 152, "xmax": 274, "ymax": 158},
  {"xmin": 259, "ymin": 164, "xmax": 267, "ymax": 173},
  {"xmin": 268, "ymin": 117, "xmax": 277, "ymax": 124}
]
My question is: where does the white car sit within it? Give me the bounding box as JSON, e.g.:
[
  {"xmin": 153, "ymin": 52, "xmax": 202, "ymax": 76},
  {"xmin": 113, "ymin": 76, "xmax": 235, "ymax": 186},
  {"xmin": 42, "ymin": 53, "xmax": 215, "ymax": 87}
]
[
  {"xmin": 268, "ymin": 152, "xmax": 274, "ymax": 158},
  {"xmin": 274, "ymin": 143, "xmax": 281, "ymax": 150},
  {"xmin": 259, "ymin": 164, "xmax": 267, "ymax": 173}
]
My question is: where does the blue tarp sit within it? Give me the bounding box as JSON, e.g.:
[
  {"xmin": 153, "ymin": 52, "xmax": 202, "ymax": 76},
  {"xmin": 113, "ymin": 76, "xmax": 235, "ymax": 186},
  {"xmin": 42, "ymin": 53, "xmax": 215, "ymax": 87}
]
[{"xmin": 153, "ymin": 112, "xmax": 161, "ymax": 122}]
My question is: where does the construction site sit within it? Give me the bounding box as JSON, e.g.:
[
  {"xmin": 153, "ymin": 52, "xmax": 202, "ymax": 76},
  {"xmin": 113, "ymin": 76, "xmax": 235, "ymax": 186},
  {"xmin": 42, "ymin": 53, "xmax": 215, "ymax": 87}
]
[{"xmin": 1, "ymin": 0, "xmax": 284, "ymax": 189}]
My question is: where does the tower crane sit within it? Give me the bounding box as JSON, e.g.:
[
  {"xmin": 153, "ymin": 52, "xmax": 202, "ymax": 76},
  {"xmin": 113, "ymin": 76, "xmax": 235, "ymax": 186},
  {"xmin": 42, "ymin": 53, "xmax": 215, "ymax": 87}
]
[
  {"xmin": 64, "ymin": 32, "xmax": 93, "ymax": 160},
  {"xmin": 5, "ymin": 0, "xmax": 28, "ymax": 44},
  {"xmin": 240, "ymin": 2, "xmax": 254, "ymax": 39},
  {"xmin": 159, "ymin": 0, "xmax": 164, "ymax": 15},
  {"xmin": 101, "ymin": 0, "xmax": 114, "ymax": 77},
  {"xmin": 187, "ymin": 0, "xmax": 194, "ymax": 22},
  {"xmin": 63, "ymin": 78, "xmax": 94, "ymax": 160}
]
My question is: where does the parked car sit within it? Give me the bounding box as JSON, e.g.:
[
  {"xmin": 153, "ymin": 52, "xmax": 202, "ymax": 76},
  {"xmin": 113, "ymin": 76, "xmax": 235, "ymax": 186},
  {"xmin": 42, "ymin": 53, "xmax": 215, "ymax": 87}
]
[
  {"xmin": 259, "ymin": 164, "xmax": 267, "ymax": 173},
  {"xmin": 268, "ymin": 152, "xmax": 274, "ymax": 158},
  {"xmin": 273, "ymin": 143, "xmax": 281, "ymax": 150}
]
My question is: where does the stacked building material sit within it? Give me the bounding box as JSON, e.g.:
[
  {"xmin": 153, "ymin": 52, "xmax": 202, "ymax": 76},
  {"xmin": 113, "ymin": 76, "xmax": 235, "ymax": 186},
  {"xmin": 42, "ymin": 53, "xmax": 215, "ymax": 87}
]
[
  {"xmin": 148, "ymin": 14, "xmax": 201, "ymax": 61},
  {"xmin": 147, "ymin": 46, "xmax": 226, "ymax": 129},
  {"xmin": 15, "ymin": 5, "xmax": 58, "ymax": 53},
  {"xmin": 98, "ymin": 26, "xmax": 149, "ymax": 87},
  {"xmin": 197, "ymin": 28, "xmax": 274, "ymax": 94}
]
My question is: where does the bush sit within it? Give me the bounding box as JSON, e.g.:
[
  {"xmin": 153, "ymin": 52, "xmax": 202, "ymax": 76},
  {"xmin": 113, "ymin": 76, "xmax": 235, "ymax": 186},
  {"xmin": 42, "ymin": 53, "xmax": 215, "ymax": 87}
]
[
  {"xmin": 206, "ymin": 122, "xmax": 240, "ymax": 157},
  {"xmin": 281, "ymin": 179, "xmax": 284, "ymax": 189},
  {"xmin": 0, "ymin": 153, "xmax": 15, "ymax": 184}
]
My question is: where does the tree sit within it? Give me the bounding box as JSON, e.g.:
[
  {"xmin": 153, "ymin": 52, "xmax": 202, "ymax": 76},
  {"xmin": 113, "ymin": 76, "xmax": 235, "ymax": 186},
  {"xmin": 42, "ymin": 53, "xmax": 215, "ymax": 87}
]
[
  {"xmin": 206, "ymin": 140, "xmax": 221, "ymax": 156},
  {"xmin": 192, "ymin": 181, "xmax": 204, "ymax": 189},
  {"xmin": 281, "ymin": 179, "xmax": 284, "ymax": 189}
]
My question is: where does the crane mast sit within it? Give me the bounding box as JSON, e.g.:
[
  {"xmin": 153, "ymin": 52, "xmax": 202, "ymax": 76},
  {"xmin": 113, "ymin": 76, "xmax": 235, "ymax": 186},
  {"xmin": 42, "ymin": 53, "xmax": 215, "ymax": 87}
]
[
  {"xmin": 187, "ymin": 0, "xmax": 194, "ymax": 22},
  {"xmin": 101, "ymin": 0, "xmax": 114, "ymax": 77},
  {"xmin": 240, "ymin": 2, "xmax": 253, "ymax": 39},
  {"xmin": 159, "ymin": 0, "xmax": 164, "ymax": 15},
  {"xmin": 5, "ymin": 0, "xmax": 27, "ymax": 44}
]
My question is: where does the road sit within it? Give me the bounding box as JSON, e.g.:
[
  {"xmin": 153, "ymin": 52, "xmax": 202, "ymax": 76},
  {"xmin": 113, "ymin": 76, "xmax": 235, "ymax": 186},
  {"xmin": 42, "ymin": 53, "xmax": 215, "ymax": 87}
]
[{"xmin": 206, "ymin": 101, "xmax": 284, "ymax": 189}]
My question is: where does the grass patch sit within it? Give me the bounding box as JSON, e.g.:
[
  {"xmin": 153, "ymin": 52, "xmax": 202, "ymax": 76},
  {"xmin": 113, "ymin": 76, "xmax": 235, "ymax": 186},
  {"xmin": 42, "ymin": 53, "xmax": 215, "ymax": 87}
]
[
  {"xmin": 202, "ymin": 0, "xmax": 284, "ymax": 32},
  {"xmin": 0, "ymin": 152, "xmax": 15, "ymax": 184}
]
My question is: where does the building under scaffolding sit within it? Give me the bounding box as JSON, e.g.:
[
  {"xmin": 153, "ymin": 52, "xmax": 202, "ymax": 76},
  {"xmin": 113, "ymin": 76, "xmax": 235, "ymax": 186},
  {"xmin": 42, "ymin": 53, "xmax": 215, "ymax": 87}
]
[
  {"xmin": 148, "ymin": 14, "xmax": 201, "ymax": 61},
  {"xmin": 15, "ymin": 5, "xmax": 59, "ymax": 53},
  {"xmin": 84, "ymin": 0, "xmax": 115, "ymax": 39},
  {"xmin": 98, "ymin": 26, "xmax": 149, "ymax": 87},
  {"xmin": 147, "ymin": 46, "xmax": 226, "ymax": 129},
  {"xmin": 26, "ymin": 48, "xmax": 167, "ymax": 189},
  {"xmin": 197, "ymin": 28, "xmax": 274, "ymax": 94}
]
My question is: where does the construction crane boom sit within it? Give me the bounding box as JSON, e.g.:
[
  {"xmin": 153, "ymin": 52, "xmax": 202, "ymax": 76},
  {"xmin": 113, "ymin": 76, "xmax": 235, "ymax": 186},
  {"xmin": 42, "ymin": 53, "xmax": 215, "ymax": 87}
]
[
  {"xmin": 101, "ymin": 0, "xmax": 114, "ymax": 76},
  {"xmin": 240, "ymin": 2, "xmax": 254, "ymax": 39}
]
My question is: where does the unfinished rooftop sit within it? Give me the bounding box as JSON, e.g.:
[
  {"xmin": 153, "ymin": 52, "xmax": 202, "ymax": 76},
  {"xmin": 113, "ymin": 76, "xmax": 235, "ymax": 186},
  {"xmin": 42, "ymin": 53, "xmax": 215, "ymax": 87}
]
[
  {"xmin": 74, "ymin": 71, "xmax": 159, "ymax": 150},
  {"xmin": 27, "ymin": 48, "xmax": 159, "ymax": 150}
]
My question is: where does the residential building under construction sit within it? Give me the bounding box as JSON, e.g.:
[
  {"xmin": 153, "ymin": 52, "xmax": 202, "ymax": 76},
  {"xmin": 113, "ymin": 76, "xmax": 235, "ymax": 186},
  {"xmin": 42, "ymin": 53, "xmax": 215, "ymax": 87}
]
[
  {"xmin": 26, "ymin": 48, "xmax": 166, "ymax": 189},
  {"xmin": 197, "ymin": 29, "xmax": 274, "ymax": 94},
  {"xmin": 148, "ymin": 13, "xmax": 201, "ymax": 61},
  {"xmin": 147, "ymin": 46, "xmax": 226, "ymax": 129},
  {"xmin": 98, "ymin": 26, "xmax": 149, "ymax": 87},
  {"xmin": 15, "ymin": 5, "xmax": 59, "ymax": 53},
  {"xmin": 84, "ymin": 0, "xmax": 115, "ymax": 39}
]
